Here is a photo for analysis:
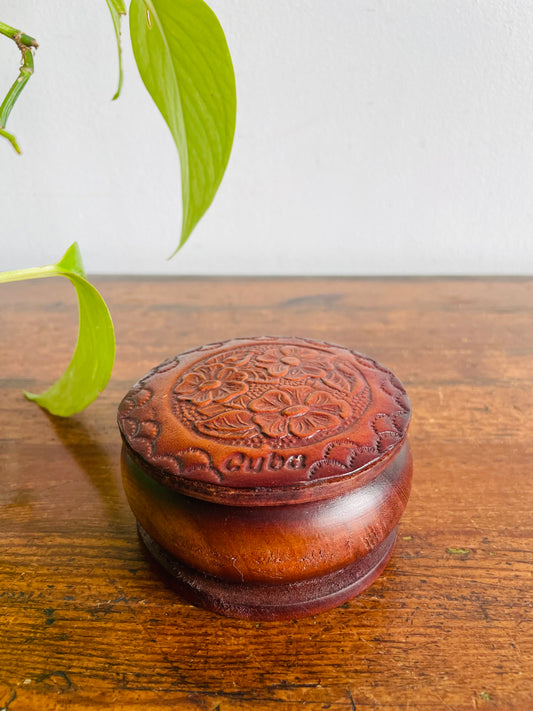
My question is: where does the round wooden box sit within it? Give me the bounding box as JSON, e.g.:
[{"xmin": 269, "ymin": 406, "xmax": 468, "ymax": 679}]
[{"xmin": 117, "ymin": 336, "xmax": 412, "ymax": 620}]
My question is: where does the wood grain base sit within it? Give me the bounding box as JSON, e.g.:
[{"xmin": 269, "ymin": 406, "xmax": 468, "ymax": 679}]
[
  {"xmin": 138, "ymin": 523, "xmax": 398, "ymax": 620},
  {"xmin": 3, "ymin": 277, "xmax": 531, "ymax": 709}
]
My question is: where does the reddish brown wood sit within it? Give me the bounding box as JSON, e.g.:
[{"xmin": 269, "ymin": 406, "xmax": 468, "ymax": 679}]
[
  {"xmin": 0, "ymin": 277, "xmax": 532, "ymax": 709},
  {"xmin": 117, "ymin": 337, "xmax": 412, "ymax": 618},
  {"xmin": 121, "ymin": 443, "xmax": 411, "ymax": 618},
  {"xmin": 117, "ymin": 336, "xmax": 411, "ymax": 494},
  {"xmin": 137, "ymin": 523, "xmax": 399, "ymax": 621}
]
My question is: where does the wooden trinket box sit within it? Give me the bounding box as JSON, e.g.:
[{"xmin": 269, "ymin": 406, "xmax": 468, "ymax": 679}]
[{"xmin": 118, "ymin": 336, "xmax": 412, "ymax": 620}]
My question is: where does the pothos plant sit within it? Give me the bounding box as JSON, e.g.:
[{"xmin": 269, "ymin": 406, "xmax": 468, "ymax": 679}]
[{"xmin": 0, "ymin": 0, "xmax": 236, "ymax": 416}]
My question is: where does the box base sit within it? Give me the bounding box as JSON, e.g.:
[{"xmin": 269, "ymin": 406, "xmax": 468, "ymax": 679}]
[{"xmin": 138, "ymin": 523, "xmax": 398, "ymax": 620}]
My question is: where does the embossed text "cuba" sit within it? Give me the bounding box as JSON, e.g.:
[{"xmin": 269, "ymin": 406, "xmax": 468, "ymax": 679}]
[{"xmin": 222, "ymin": 452, "xmax": 306, "ymax": 474}]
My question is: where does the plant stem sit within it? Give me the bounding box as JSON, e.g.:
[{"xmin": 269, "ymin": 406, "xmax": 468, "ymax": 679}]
[
  {"xmin": 0, "ymin": 20, "xmax": 38, "ymax": 154},
  {"xmin": 0, "ymin": 47, "xmax": 34, "ymax": 124},
  {"xmin": 0, "ymin": 21, "xmax": 38, "ymax": 48},
  {"xmin": 0, "ymin": 126, "xmax": 20, "ymax": 152},
  {"xmin": 0, "ymin": 265, "xmax": 56, "ymax": 284}
]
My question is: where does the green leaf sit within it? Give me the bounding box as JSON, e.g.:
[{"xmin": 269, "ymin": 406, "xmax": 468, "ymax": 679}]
[
  {"xmin": 129, "ymin": 0, "xmax": 237, "ymax": 255},
  {"xmin": 105, "ymin": 0, "xmax": 127, "ymax": 100},
  {"xmin": 0, "ymin": 243, "xmax": 115, "ymax": 417}
]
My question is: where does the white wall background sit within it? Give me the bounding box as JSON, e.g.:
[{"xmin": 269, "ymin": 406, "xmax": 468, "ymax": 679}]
[{"xmin": 1, "ymin": 1, "xmax": 533, "ymax": 275}]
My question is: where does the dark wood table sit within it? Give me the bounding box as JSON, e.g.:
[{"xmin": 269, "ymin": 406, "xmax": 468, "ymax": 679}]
[{"xmin": 1, "ymin": 277, "xmax": 531, "ymax": 711}]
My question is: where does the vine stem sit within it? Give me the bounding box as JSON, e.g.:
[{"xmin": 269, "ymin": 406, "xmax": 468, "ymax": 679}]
[
  {"xmin": 0, "ymin": 20, "xmax": 38, "ymax": 154},
  {"xmin": 0, "ymin": 265, "xmax": 56, "ymax": 284},
  {"xmin": 0, "ymin": 21, "xmax": 38, "ymax": 47}
]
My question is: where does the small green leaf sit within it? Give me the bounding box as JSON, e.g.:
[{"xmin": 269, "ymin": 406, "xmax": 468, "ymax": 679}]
[
  {"xmin": 446, "ymin": 547, "xmax": 470, "ymax": 556},
  {"xmin": 129, "ymin": 0, "xmax": 236, "ymax": 255},
  {"xmin": 0, "ymin": 243, "xmax": 115, "ymax": 417},
  {"xmin": 105, "ymin": 0, "xmax": 127, "ymax": 100}
]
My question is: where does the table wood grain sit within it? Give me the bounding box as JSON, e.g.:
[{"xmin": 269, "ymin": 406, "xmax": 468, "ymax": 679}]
[{"xmin": 1, "ymin": 277, "xmax": 531, "ymax": 711}]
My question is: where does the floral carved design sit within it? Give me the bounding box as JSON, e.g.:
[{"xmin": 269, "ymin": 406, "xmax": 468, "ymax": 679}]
[
  {"xmin": 256, "ymin": 345, "xmax": 332, "ymax": 380},
  {"xmin": 172, "ymin": 341, "xmax": 371, "ymax": 447},
  {"xmin": 175, "ymin": 363, "xmax": 248, "ymax": 406},
  {"xmin": 249, "ymin": 387, "xmax": 350, "ymax": 438},
  {"xmin": 118, "ymin": 337, "xmax": 411, "ymax": 485}
]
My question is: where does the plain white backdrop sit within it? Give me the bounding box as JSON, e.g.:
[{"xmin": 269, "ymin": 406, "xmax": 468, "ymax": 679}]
[{"xmin": 1, "ymin": 0, "xmax": 532, "ymax": 275}]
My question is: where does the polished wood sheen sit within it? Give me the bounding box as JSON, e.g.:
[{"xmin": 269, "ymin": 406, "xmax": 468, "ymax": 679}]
[
  {"xmin": 117, "ymin": 336, "xmax": 411, "ymax": 494},
  {"xmin": 118, "ymin": 336, "xmax": 413, "ymax": 618},
  {"xmin": 1, "ymin": 277, "xmax": 532, "ymax": 708}
]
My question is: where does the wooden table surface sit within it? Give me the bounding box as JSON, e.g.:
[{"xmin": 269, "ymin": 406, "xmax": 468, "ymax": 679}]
[{"xmin": 1, "ymin": 277, "xmax": 532, "ymax": 711}]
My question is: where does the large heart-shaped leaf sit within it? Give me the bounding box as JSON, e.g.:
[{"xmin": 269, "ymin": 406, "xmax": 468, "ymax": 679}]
[
  {"xmin": 129, "ymin": 0, "xmax": 237, "ymax": 255},
  {"xmin": 0, "ymin": 243, "xmax": 115, "ymax": 416}
]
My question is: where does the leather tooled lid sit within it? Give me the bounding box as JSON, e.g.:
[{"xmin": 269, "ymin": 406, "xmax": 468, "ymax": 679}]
[{"xmin": 118, "ymin": 337, "xmax": 411, "ymax": 503}]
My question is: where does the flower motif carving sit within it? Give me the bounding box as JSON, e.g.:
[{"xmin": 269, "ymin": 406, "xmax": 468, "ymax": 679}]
[
  {"xmin": 119, "ymin": 337, "xmax": 411, "ymax": 485},
  {"xmin": 256, "ymin": 346, "xmax": 332, "ymax": 380},
  {"xmin": 174, "ymin": 363, "xmax": 248, "ymax": 406},
  {"xmin": 249, "ymin": 387, "xmax": 350, "ymax": 438},
  {"xmin": 172, "ymin": 342, "xmax": 371, "ymax": 446}
]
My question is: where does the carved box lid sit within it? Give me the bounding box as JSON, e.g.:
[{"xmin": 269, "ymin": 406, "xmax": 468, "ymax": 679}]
[{"xmin": 118, "ymin": 337, "xmax": 411, "ymax": 504}]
